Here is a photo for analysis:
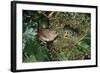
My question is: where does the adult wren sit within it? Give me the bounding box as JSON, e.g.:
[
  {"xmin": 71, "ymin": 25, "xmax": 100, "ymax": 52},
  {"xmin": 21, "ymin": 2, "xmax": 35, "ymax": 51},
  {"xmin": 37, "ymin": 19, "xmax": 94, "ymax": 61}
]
[{"xmin": 38, "ymin": 29, "xmax": 58, "ymax": 43}]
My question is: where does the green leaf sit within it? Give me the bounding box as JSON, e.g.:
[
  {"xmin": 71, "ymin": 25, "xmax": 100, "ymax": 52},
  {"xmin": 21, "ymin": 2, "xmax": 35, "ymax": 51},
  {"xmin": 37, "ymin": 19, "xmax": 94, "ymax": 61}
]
[{"xmin": 76, "ymin": 33, "xmax": 91, "ymax": 58}]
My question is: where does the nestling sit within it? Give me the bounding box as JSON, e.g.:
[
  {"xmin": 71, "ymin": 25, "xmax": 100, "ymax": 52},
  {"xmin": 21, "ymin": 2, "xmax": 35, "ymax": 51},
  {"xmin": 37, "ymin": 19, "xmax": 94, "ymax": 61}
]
[{"xmin": 63, "ymin": 25, "xmax": 80, "ymax": 38}]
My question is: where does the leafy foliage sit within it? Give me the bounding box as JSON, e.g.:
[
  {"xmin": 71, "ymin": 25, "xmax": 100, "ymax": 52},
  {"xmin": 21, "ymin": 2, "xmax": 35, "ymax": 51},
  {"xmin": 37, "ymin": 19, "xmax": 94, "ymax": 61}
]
[
  {"xmin": 76, "ymin": 32, "xmax": 91, "ymax": 59},
  {"xmin": 22, "ymin": 10, "xmax": 91, "ymax": 62},
  {"xmin": 22, "ymin": 10, "xmax": 51, "ymax": 62}
]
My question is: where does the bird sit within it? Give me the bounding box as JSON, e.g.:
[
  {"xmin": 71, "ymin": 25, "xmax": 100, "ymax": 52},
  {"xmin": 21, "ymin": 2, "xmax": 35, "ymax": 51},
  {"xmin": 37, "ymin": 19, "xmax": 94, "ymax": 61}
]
[
  {"xmin": 63, "ymin": 25, "xmax": 80, "ymax": 38},
  {"xmin": 38, "ymin": 28, "xmax": 58, "ymax": 42}
]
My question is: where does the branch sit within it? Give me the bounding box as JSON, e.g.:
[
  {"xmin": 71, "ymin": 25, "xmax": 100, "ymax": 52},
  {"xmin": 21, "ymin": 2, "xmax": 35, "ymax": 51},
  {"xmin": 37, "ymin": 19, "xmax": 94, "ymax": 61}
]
[{"xmin": 48, "ymin": 12, "xmax": 55, "ymax": 18}]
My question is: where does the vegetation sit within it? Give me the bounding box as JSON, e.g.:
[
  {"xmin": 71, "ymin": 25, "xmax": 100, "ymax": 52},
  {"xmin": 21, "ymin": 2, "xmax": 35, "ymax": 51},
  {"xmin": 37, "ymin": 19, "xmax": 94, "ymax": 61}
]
[{"xmin": 22, "ymin": 10, "xmax": 91, "ymax": 62}]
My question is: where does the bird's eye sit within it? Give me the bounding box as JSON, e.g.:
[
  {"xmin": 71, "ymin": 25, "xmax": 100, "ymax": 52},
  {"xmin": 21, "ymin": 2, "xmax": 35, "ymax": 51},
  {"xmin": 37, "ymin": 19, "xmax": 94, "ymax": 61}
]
[{"xmin": 66, "ymin": 32, "xmax": 68, "ymax": 34}]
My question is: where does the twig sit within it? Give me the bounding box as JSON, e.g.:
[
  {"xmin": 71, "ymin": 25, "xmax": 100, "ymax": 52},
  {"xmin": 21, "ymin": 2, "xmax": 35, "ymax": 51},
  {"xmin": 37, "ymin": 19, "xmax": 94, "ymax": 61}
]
[{"xmin": 48, "ymin": 12, "xmax": 55, "ymax": 18}]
